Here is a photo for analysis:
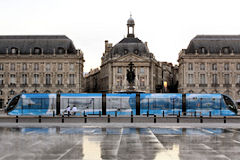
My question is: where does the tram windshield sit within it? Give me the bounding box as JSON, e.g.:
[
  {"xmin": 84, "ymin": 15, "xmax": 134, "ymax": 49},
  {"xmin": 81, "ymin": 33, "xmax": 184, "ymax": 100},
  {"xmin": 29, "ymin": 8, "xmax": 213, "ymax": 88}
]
[
  {"xmin": 222, "ymin": 95, "xmax": 238, "ymax": 114},
  {"xmin": 6, "ymin": 95, "xmax": 21, "ymax": 112}
]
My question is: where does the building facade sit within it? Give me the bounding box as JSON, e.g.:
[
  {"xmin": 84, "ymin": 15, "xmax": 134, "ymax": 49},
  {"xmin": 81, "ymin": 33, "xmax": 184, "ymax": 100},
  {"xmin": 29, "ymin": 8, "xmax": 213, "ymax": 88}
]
[
  {"xmin": 0, "ymin": 35, "xmax": 84, "ymax": 108},
  {"xmin": 178, "ymin": 35, "xmax": 240, "ymax": 101},
  {"xmin": 85, "ymin": 16, "xmax": 176, "ymax": 93}
]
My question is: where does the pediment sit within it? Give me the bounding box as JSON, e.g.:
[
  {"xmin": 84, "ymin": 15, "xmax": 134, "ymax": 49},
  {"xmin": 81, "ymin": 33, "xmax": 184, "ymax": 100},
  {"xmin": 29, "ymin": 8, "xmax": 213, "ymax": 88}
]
[{"xmin": 114, "ymin": 53, "xmax": 148, "ymax": 62}]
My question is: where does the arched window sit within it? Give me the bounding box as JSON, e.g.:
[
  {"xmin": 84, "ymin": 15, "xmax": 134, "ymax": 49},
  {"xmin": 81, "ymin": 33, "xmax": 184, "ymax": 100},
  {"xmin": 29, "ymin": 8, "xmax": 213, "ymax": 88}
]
[
  {"xmin": 58, "ymin": 47, "xmax": 65, "ymax": 54},
  {"xmin": 212, "ymin": 89, "xmax": 218, "ymax": 93},
  {"xmin": 200, "ymin": 89, "xmax": 207, "ymax": 94},
  {"xmin": 188, "ymin": 90, "xmax": 194, "ymax": 93},
  {"xmin": 222, "ymin": 47, "xmax": 230, "ymax": 54},
  {"xmin": 199, "ymin": 47, "xmax": 206, "ymax": 54},
  {"xmin": 68, "ymin": 90, "xmax": 74, "ymax": 93},
  {"xmin": 124, "ymin": 49, "xmax": 128, "ymax": 54},
  {"xmin": 224, "ymin": 90, "xmax": 231, "ymax": 96},
  {"xmin": 11, "ymin": 47, "xmax": 18, "ymax": 54},
  {"xmin": 44, "ymin": 90, "xmax": 50, "ymax": 93},
  {"xmin": 134, "ymin": 49, "xmax": 139, "ymax": 54},
  {"xmin": 9, "ymin": 89, "xmax": 15, "ymax": 95},
  {"xmin": 34, "ymin": 47, "xmax": 41, "ymax": 54}
]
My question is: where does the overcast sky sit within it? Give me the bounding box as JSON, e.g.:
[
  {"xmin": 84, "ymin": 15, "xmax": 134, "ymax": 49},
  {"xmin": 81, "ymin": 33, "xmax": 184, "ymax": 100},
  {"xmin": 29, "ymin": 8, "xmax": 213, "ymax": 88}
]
[{"xmin": 1, "ymin": 0, "xmax": 240, "ymax": 72}]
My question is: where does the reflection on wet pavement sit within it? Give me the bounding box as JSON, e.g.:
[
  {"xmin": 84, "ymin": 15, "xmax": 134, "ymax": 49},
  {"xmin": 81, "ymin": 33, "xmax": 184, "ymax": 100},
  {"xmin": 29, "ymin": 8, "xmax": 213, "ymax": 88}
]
[{"xmin": 0, "ymin": 127, "xmax": 240, "ymax": 159}]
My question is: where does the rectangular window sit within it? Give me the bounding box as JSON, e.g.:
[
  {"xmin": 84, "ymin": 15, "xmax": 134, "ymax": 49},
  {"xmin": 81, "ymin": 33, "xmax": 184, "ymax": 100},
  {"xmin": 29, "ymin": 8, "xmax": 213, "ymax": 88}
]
[
  {"xmin": 22, "ymin": 74, "xmax": 27, "ymax": 84},
  {"xmin": 237, "ymin": 63, "xmax": 240, "ymax": 70},
  {"xmin": 22, "ymin": 63, "xmax": 27, "ymax": 71},
  {"xmin": 117, "ymin": 76, "xmax": 122, "ymax": 86},
  {"xmin": 224, "ymin": 74, "xmax": 230, "ymax": 84},
  {"xmin": 57, "ymin": 74, "xmax": 63, "ymax": 85},
  {"xmin": 188, "ymin": 63, "xmax": 193, "ymax": 71},
  {"xmin": 200, "ymin": 63, "xmax": 205, "ymax": 70},
  {"xmin": 58, "ymin": 63, "xmax": 62, "ymax": 71},
  {"xmin": 34, "ymin": 74, "xmax": 39, "ymax": 84},
  {"xmin": 140, "ymin": 77, "xmax": 145, "ymax": 86},
  {"xmin": 0, "ymin": 75, "xmax": 3, "ymax": 85},
  {"xmin": 224, "ymin": 63, "xmax": 229, "ymax": 71},
  {"xmin": 188, "ymin": 74, "xmax": 193, "ymax": 84},
  {"xmin": 237, "ymin": 74, "xmax": 240, "ymax": 84},
  {"xmin": 200, "ymin": 74, "xmax": 206, "ymax": 84},
  {"xmin": 140, "ymin": 67, "xmax": 144, "ymax": 73},
  {"xmin": 10, "ymin": 74, "xmax": 15, "ymax": 84},
  {"xmin": 0, "ymin": 64, "xmax": 4, "ymax": 71},
  {"xmin": 10, "ymin": 63, "xmax": 15, "ymax": 71},
  {"xmin": 212, "ymin": 74, "xmax": 218, "ymax": 84},
  {"xmin": 212, "ymin": 63, "xmax": 217, "ymax": 70},
  {"xmin": 70, "ymin": 63, "xmax": 74, "ymax": 71},
  {"xmin": 46, "ymin": 63, "xmax": 50, "ymax": 71},
  {"xmin": 117, "ymin": 67, "xmax": 122, "ymax": 73},
  {"xmin": 46, "ymin": 74, "xmax": 51, "ymax": 85},
  {"xmin": 69, "ymin": 74, "xmax": 75, "ymax": 85},
  {"xmin": 34, "ymin": 63, "xmax": 39, "ymax": 71}
]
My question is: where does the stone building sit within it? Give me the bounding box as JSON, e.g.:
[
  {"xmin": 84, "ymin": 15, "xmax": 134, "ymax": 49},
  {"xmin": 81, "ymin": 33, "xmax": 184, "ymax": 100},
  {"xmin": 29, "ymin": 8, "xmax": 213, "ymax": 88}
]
[
  {"xmin": 178, "ymin": 35, "xmax": 240, "ymax": 101},
  {"xmin": 0, "ymin": 35, "xmax": 84, "ymax": 108},
  {"xmin": 85, "ymin": 16, "xmax": 176, "ymax": 93}
]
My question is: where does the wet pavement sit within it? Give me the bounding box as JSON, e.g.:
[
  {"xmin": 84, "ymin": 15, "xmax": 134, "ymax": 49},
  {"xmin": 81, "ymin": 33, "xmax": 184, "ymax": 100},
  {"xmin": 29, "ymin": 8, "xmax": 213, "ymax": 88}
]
[{"xmin": 0, "ymin": 126, "xmax": 240, "ymax": 159}]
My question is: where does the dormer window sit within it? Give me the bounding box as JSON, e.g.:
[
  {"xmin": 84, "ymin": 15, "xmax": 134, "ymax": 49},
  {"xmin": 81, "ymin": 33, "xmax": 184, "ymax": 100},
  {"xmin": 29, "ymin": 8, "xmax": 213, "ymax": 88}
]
[
  {"xmin": 134, "ymin": 49, "xmax": 139, "ymax": 54},
  {"xmin": 58, "ymin": 47, "xmax": 65, "ymax": 54},
  {"xmin": 199, "ymin": 47, "xmax": 206, "ymax": 54},
  {"xmin": 11, "ymin": 47, "xmax": 18, "ymax": 54},
  {"xmin": 34, "ymin": 47, "xmax": 41, "ymax": 54},
  {"xmin": 222, "ymin": 47, "xmax": 230, "ymax": 54}
]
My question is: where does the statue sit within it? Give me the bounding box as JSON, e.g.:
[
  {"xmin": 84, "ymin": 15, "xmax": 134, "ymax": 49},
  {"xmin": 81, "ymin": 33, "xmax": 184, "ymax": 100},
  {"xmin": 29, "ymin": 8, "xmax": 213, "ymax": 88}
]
[{"xmin": 127, "ymin": 62, "xmax": 135, "ymax": 84}]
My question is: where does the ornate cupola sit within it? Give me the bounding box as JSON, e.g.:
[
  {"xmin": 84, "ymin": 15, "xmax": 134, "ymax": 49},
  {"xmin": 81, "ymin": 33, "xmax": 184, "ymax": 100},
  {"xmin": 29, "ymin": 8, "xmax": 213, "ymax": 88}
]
[{"xmin": 127, "ymin": 14, "xmax": 135, "ymax": 38}]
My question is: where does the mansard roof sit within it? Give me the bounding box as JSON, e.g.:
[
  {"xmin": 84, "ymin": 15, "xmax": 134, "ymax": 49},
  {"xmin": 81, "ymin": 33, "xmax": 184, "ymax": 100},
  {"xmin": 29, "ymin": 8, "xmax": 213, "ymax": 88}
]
[
  {"xmin": 0, "ymin": 35, "xmax": 76, "ymax": 54},
  {"xmin": 110, "ymin": 37, "xmax": 150, "ymax": 57},
  {"xmin": 186, "ymin": 35, "xmax": 240, "ymax": 54}
]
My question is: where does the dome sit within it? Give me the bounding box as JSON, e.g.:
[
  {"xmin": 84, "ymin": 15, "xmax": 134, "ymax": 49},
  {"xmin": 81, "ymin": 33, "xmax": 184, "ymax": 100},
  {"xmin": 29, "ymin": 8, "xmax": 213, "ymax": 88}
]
[
  {"xmin": 127, "ymin": 16, "xmax": 135, "ymax": 26},
  {"xmin": 110, "ymin": 37, "xmax": 150, "ymax": 57}
]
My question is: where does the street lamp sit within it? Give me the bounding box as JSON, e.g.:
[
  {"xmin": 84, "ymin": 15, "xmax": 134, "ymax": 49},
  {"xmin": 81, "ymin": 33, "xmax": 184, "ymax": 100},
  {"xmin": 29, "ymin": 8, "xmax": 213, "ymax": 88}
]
[{"xmin": 163, "ymin": 81, "xmax": 167, "ymax": 93}]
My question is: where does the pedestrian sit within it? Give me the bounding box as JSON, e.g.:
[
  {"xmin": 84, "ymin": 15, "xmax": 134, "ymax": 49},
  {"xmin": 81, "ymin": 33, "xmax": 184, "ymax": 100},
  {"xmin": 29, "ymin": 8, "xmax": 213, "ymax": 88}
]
[
  {"xmin": 72, "ymin": 105, "xmax": 77, "ymax": 115},
  {"xmin": 66, "ymin": 105, "xmax": 71, "ymax": 115}
]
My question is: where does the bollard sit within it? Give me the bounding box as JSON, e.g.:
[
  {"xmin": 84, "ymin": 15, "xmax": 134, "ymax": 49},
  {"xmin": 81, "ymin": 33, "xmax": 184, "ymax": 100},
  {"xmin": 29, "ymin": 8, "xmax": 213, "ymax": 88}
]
[
  {"xmin": 62, "ymin": 115, "xmax": 64, "ymax": 123},
  {"xmin": 53, "ymin": 111, "xmax": 55, "ymax": 117},
  {"xmin": 154, "ymin": 115, "xmax": 156, "ymax": 123},
  {"xmin": 209, "ymin": 111, "xmax": 211, "ymax": 118},
  {"xmin": 163, "ymin": 111, "xmax": 165, "ymax": 117},
  {"xmin": 147, "ymin": 111, "xmax": 149, "ymax": 117},
  {"xmin": 177, "ymin": 115, "xmax": 179, "ymax": 123},
  {"xmin": 84, "ymin": 115, "xmax": 87, "ymax": 123},
  {"xmin": 68, "ymin": 111, "xmax": 70, "ymax": 117},
  {"xmin": 200, "ymin": 116, "xmax": 203, "ymax": 123},
  {"xmin": 39, "ymin": 115, "xmax": 41, "ymax": 123},
  {"xmin": 131, "ymin": 114, "xmax": 133, "ymax": 123},
  {"xmin": 108, "ymin": 114, "xmax": 110, "ymax": 123},
  {"xmin": 16, "ymin": 115, "xmax": 18, "ymax": 123},
  {"xmin": 224, "ymin": 116, "xmax": 226, "ymax": 123},
  {"xmin": 115, "ymin": 111, "xmax": 117, "ymax": 117},
  {"xmin": 194, "ymin": 111, "xmax": 196, "ymax": 117},
  {"xmin": 99, "ymin": 111, "xmax": 101, "ymax": 117}
]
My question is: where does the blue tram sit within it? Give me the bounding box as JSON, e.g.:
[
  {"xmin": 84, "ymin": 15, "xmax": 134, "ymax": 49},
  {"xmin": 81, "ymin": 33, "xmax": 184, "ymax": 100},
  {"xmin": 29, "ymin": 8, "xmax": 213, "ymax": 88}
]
[{"xmin": 5, "ymin": 93, "xmax": 238, "ymax": 116}]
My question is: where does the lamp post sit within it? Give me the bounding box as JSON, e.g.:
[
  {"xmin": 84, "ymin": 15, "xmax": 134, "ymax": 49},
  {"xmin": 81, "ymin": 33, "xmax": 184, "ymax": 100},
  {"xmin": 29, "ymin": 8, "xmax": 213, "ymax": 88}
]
[{"xmin": 164, "ymin": 81, "xmax": 167, "ymax": 93}]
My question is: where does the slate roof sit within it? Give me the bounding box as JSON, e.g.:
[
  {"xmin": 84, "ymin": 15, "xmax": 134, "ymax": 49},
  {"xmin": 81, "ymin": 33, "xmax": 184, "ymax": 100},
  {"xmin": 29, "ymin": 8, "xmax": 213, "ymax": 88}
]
[
  {"xmin": 0, "ymin": 35, "xmax": 76, "ymax": 54},
  {"xmin": 110, "ymin": 37, "xmax": 150, "ymax": 57},
  {"xmin": 186, "ymin": 35, "xmax": 240, "ymax": 54}
]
